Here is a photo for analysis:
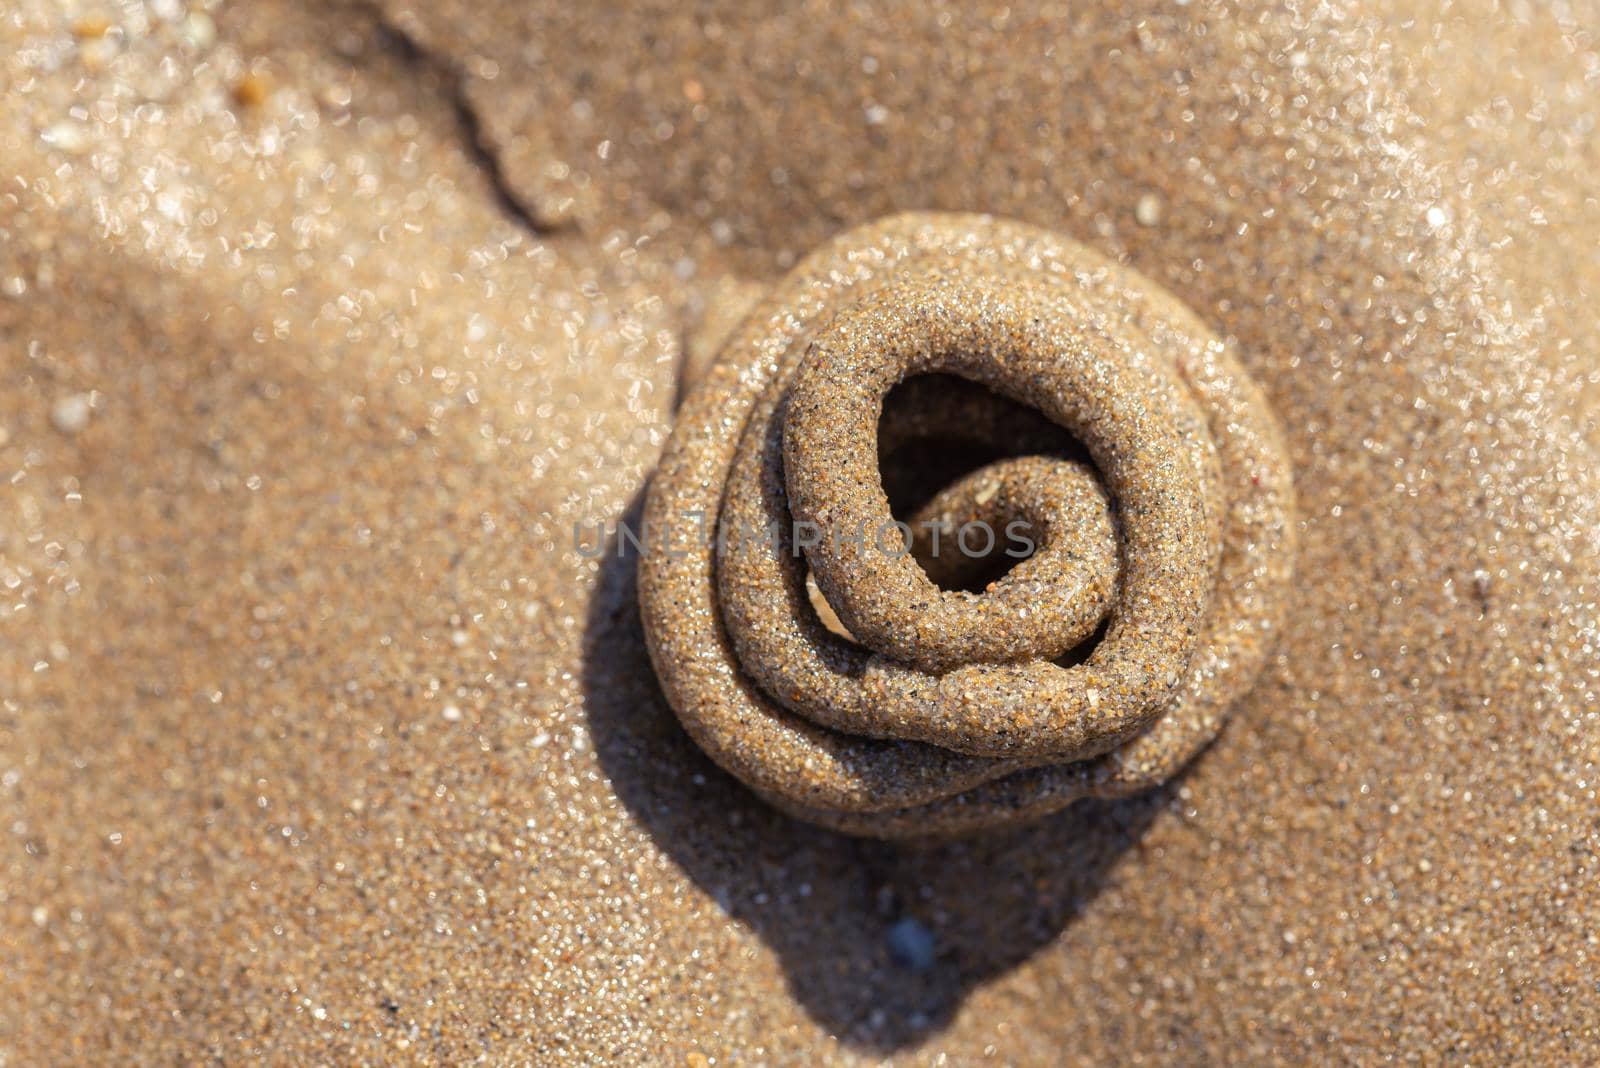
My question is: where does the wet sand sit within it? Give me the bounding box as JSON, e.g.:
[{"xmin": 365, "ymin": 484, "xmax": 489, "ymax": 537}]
[{"xmin": 2, "ymin": 0, "xmax": 1598, "ymax": 1063}]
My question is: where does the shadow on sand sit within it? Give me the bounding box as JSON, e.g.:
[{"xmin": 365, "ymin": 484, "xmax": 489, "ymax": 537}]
[{"xmin": 581, "ymin": 492, "xmax": 1178, "ymax": 1052}]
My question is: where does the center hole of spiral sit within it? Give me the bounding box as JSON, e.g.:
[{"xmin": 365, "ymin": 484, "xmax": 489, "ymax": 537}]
[{"xmin": 877, "ymin": 374, "xmax": 1097, "ymax": 595}]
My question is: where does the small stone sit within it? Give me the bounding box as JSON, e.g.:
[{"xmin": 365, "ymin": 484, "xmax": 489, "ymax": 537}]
[
  {"xmin": 40, "ymin": 122, "xmax": 89, "ymax": 155},
  {"xmin": 233, "ymin": 73, "xmax": 271, "ymax": 109},
  {"xmin": 78, "ymin": 38, "xmax": 117, "ymax": 73},
  {"xmin": 51, "ymin": 394, "xmax": 93, "ymax": 434},
  {"xmin": 442, "ymin": 704, "xmax": 463, "ymax": 722},
  {"xmin": 1135, "ymin": 193, "xmax": 1164, "ymax": 227},
  {"xmin": 71, "ymin": 16, "xmax": 112, "ymax": 39},
  {"xmin": 887, "ymin": 916, "xmax": 937, "ymax": 970},
  {"xmin": 182, "ymin": 12, "xmax": 216, "ymax": 50}
]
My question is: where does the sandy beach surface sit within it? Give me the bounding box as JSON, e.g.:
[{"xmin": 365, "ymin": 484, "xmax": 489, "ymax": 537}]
[{"xmin": 2, "ymin": 1, "xmax": 1598, "ymax": 1063}]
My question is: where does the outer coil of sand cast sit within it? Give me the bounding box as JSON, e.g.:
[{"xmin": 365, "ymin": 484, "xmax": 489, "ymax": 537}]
[{"xmin": 638, "ymin": 213, "xmax": 1294, "ymax": 837}]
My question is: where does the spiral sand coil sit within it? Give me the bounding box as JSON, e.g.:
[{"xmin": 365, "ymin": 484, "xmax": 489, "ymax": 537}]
[{"xmin": 639, "ymin": 213, "xmax": 1294, "ymax": 836}]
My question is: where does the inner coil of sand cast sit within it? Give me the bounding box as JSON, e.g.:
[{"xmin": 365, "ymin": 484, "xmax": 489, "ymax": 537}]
[{"xmin": 638, "ymin": 213, "xmax": 1294, "ymax": 837}]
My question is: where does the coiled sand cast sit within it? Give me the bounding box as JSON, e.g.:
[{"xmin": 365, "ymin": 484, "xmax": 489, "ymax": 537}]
[{"xmin": 639, "ymin": 213, "xmax": 1294, "ymax": 837}]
